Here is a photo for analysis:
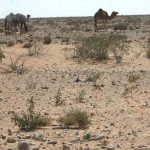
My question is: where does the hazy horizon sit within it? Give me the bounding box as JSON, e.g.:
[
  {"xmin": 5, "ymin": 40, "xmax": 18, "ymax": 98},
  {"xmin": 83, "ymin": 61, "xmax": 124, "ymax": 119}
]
[{"xmin": 1, "ymin": 0, "xmax": 150, "ymax": 18}]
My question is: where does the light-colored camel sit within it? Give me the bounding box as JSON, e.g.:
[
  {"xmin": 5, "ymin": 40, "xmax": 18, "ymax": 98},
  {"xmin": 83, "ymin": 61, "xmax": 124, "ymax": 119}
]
[{"xmin": 94, "ymin": 9, "xmax": 118, "ymax": 32}]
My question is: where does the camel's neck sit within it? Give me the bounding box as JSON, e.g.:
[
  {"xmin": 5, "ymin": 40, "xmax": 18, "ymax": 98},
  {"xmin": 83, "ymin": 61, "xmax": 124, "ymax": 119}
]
[{"xmin": 108, "ymin": 15, "xmax": 115, "ymax": 20}]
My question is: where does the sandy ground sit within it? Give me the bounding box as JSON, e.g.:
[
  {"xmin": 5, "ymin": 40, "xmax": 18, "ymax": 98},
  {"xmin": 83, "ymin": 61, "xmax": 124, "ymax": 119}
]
[{"xmin": 0, "ymin": 15, "xmax": 150, "ymax": 150}]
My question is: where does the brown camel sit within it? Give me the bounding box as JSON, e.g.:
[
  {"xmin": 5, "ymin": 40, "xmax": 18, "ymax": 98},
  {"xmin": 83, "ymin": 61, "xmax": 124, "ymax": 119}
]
[{"xmin": 94, "ymin": 9, "xmax": 118, "ymax": 32}]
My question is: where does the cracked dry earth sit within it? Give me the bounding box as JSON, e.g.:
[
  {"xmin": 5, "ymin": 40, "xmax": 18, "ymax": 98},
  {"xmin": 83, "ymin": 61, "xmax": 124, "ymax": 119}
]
[{"xmin": 0, "ymin": 15, "xmax": 150, "ymax": 150}]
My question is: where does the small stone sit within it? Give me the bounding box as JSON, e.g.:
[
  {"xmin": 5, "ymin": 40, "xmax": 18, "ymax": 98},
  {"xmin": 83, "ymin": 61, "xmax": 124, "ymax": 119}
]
[
  {"xmin": 48, "ymin": 140, "xmax": 57, "ymax": 145},
  {"xmin": 106, "ymin": 144, "xmax": 115, "ymax": 150},
  {"xmin": 63, "ymin": 144, "xmax": 71, "ymax": 150}
]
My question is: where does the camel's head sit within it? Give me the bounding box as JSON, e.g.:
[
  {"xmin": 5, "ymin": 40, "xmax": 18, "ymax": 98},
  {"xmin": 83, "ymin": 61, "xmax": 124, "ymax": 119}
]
[
  {"xmin": 111, "ymin": 11, "xmax": 118, "ymax": 17},
  {"xmin": 98, "ymin": 9, "xmax": 103, "ymax": 14},
  {"xmin": 27, "ymin": 14, "xmax": 31, "ymax": 20}
]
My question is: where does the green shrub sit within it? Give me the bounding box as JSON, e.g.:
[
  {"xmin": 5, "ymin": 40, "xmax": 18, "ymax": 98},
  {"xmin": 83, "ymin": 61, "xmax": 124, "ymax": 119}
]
[
  {"xmin": 59, "ymin": 109, "xmax": 90, "ymax": 129},
  {"xmin": 83, "ymin": 133, "xmax": 92, "ymax": 140},
  {"xmin": 11, "ymin": 97, "xmax": 49, "ymax": 131}
]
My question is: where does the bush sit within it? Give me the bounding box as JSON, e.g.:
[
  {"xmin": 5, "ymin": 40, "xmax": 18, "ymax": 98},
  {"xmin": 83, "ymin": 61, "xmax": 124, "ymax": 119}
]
[
  {"xmin": 113, "ymin": 23, "xmax": 128, "ymax": 30},
  {"xmin": 11, "ymin": 97, "xmax": 49, "ymax": 131},
  {"xmin": 75, "ymin": 34, "xmax": 128, "ymax": 62},
  {"xmin": 8, "ymin": 55, "xmax": 26, "ymax": 74},
  {"xmin": 7, "ymin": 40, "xmax": 16, "ymax": 47},
  {"xmin": 75, "ymin": 35, "xmax": 110, "ymax": 61},
  {"xmin": 109, "ymin": 34, "xmax": 127, "ymax": 63},
  {"xmin": 28, "ymin": 42, "xmax": 44, "ymax": 56},
  {"xmin": 59, "ymin": 109, "xmax": 90, "ymax": 129},
  {"xmin": 43, "ymin": 35, "xmax": 51, "ymax": 45}
]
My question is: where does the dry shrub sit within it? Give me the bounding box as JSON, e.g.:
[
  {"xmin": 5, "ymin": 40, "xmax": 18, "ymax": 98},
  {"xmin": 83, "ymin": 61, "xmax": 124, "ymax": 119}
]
[
  {"xmin": 126, "ymin": 17, "xmax": 141, "ymax": 26},
  {"xmin": 113, "ymin": 23, "xmax": 128, "ymax": 31},
  {"xmin": 43, "ymin": 35, "xmax": 51, "ymax": 45},
  {"xmin": 74, "ymin": 34, "xmax": 128, "ymax": 62},
  {"xmin": 109, "ymin": 34, "xmax": 128, "ymax": 63},
  {"xmin": 74, "ymin": 35, "xmax": 110, "ymax": 61},
  {"xmin": 146, "ymin": 38, "xmax": 150, "ymax": 58},
  {"xmin": 7, "ymin": 40, "xmax": 16, "ymax": 47},
  {"xmin": 8, "ymin": 55, "xmax": 26, "ymax": 74},
  {"xmin": 59, "ymin": 108, "xmax": 90, "ymax": 129},
  {"xmin": 127, "ymin": 72, "xmax": 140, "ymax": 83},
  {"xmin": 28, "ymin": 42, "xmax": 44, "ymax": 56}
]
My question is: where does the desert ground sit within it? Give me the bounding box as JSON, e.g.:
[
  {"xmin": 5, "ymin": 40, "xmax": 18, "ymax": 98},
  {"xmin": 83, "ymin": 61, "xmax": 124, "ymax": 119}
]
[{"xmin": 0, "ymin": 15, "xmax": 150, "ymax": 150}]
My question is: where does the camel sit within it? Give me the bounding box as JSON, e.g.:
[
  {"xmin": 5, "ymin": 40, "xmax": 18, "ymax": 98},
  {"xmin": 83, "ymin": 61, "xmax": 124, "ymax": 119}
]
[
  {"xmin": 4, "ymin": 13, "xmax": 31, "ymax": 36},
  {"xmin": 94, "ymin": 9, "xmax": 118, "ymax": 32},
  {"xmin": 15, "ymin": 13, "xmax": 31, "ymax": 35},
  {"xmin": 4, "ymin": 13, "xmax": 17, "ymax": 36}
]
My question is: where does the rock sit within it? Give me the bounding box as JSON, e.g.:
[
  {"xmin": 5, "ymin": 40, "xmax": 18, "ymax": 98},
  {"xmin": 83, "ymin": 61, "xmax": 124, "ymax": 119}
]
[
  {"xmin": 1, "ymin": 134, "xmax": 6, "ymax": 139},
  {"xmin": 106, "ymin": 144, "xmax": 115, "ymax": 150},
  {"xmin": 97, "ymin": 133, "xmax": 105, "ymax": 140},
  {"xmin": 63, "ymin": 144, "xmax": 71, "ymax": 150},
  {"xmin": 7, "ymin": 129, "xmax": 12, "ymax": 136},
  {"xmin": 6, "ymin": 137, "xmax": 16, "ymax": 143},
  {"xmin": 47, "ymin": 140, "xmax": 57, "ymax": 145},
  {"xmin": 18, "ymin": 140, "xmax": 30, "ymax": 150}
]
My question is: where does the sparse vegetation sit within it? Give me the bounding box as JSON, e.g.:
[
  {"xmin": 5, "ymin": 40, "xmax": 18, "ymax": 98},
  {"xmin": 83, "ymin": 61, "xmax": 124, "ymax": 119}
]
[
  {"xmin": 83, "ymin": 133, "xmax": 92, "ymax": 140},
  {"xmin": 7, "ymin": 40, "xmax": 15, "ymax": 47},
  {"xmin": 0, "ymin": 49, "xmax": 5, "ymax": 62},
  {"xmin": 109, "ymin": 34, "xmax": 128, "ymax": 63},
  {"xmin": 75, "ymin": 35, "xmax": 109, "ymax": 61},
  {"xmin": 8, "ymin": 55, "xmax": 26, "ymax": 74},
  {"xmin": 127, "ymin": 72, "xmax": 140, "ymax": 83},
  {"xmin": 146, "ymin": 38, "xmax": 150, "ymax": 58},
  {"xmin": 75, "ymin": 34, "xmax": 128, "ymax": 62},
  {"xmin": 25, "ymin": 75, "xmax": 37, "ymax": 89},
  {"xmin": 113, "ymin": 23, "xmax": 128, "ymax": 30},
  {"xmin": 28, "ymin": 42, "xmax": 44, "ymax": 56},
  {"xmin": 86, "ymin": 73, "xmax": 100, "ymax": 82},
  {"xmin": 55, "ymin": 88, "xmax": 64, "ymax": 106},
  {"xmin": 43, "ymin": 35, "xmax": 51, "ymax": 45},
  {"xmin": 11, "ymin": 96, "xmax": 49, "ymax": 131},
  {"xmin": 76, "ymin": 89, "xmax": 86, "ymax": 103},
  {"xmin": 59, "ymin": 108, "xmax": 90, "ymax": 129}
]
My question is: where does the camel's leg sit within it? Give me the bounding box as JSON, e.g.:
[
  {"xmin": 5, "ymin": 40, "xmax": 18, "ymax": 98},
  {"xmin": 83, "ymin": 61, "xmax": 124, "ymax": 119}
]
[
  {"xmin": 94, "ymin": 20, "xmax": 97, "ymax": 32},
  {"xmin": 104, "ymin": 20, "xmax": 107, "ymax": 30},
  {"xmin": 20, "ymin": 23, "xmax": 23, "ymax": 35}
]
